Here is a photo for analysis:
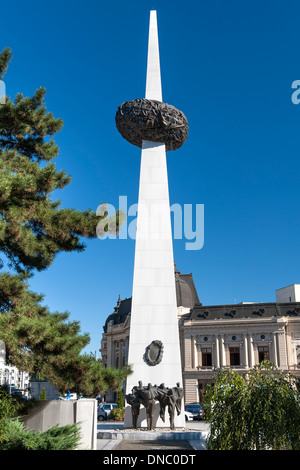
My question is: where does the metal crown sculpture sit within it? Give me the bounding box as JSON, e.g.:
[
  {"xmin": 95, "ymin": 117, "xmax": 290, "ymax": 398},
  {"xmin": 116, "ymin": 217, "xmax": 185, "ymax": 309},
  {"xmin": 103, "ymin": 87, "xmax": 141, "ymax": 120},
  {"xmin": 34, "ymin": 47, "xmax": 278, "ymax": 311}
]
[{"xmin": 115, "ymin": 98, "xmax": 188, "ymax": 151}]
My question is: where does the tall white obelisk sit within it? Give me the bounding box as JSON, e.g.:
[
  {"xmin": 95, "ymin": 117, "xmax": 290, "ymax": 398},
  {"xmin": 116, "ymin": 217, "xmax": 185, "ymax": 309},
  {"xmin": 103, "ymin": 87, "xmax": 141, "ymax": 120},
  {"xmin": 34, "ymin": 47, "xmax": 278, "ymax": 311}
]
[{"xmin": 124, "ymin": 10, "xmax": 185, "ymax": 428}]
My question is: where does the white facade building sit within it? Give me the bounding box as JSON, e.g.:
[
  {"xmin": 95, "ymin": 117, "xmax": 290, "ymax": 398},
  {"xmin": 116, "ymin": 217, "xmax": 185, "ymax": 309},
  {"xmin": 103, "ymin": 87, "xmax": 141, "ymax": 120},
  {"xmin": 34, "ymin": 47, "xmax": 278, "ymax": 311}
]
[
  {"xmin": 276, "ymin": 284, "xmax": 300, "ymax": 303},
  {"xmin": 100, "ymin": 276, "xmax": 300, "ymax": 404},
  {"xmin": 0, "ymin": 341, "xmax": 30, "ymax": 392}
]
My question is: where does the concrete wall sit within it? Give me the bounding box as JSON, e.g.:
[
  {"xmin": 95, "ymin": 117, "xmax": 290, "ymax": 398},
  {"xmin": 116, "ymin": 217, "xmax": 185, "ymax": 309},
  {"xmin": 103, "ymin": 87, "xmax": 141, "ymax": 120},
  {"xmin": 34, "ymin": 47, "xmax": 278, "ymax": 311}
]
[
  {"xmin": 21, "ymin": 399, "xmax": 97, "ymax": 450},
  {"xmin": 30, "ymin": 381, "xmax": 59, "ymax": 400}
]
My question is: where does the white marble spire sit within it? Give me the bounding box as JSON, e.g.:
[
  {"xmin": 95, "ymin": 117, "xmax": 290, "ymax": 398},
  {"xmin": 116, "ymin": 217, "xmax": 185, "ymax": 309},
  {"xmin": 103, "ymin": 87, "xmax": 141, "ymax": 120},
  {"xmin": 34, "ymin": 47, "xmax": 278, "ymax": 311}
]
[
  {"xmin": 124, "ymin": 11, "xmax": 185, "ymax": 429},
  {"xmin": 145, "ymin": 10, "xmax": 162, "ymax": 101}
]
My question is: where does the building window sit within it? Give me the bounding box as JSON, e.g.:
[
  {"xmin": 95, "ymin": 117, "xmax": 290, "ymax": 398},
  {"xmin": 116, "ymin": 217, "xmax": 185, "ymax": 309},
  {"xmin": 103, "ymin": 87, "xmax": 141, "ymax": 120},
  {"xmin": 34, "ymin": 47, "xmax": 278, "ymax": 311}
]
[
  {"xmin": 258, "ymin": 345, "xmax": 269, "ymax": 363},
  {"xmin": 229, "ymin": 347, "xmax": 240, "ymax": 366},
  {"xmin": 201, "ymin": 348, "xmax": 212, "ymax": 367}
]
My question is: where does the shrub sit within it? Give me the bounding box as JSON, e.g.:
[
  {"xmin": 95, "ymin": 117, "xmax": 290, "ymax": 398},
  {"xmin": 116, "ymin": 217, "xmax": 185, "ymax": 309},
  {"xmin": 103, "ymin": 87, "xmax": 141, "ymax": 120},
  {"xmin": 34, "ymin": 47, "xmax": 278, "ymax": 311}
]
[
  {"xmin": 0, "ymin": 386, "xmax": 20, "ymax": 442},
  {"xmin": 0, "ymin": 418, "xmax": 82, "ymax": 450},
  {"xmin": 204, "ymin": 361, "xmax": 300, "ymax": 450},
  {"xmin": 110, "ymin": 408, "xmax": 124, "ymax": 421}
]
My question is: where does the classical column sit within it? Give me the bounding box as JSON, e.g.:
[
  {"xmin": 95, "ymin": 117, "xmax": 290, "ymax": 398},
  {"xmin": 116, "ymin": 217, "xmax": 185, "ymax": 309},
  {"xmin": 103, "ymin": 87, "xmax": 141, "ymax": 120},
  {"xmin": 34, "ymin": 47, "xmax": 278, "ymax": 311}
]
[
  {"xmin": 277, "ymin": 330, "xmax": 288, "ymax": 369},
  {"xmin": 220, "ymin": 335, "xmax": 226, "ymax": 367},
  {"xmin": 248, "ymin": 334, "xmax": 255, "ymax": 367},
  {"xmin": 272, "ymin": 332, "xmax": 278, "ymax": 367},
  {"xmin": 243, "ymin": 334, "xmax": 249, "ymax": 368},
  {"xmin": 215, "ymin": 335, "xmax": 220, "ymax": 369},
  {"xmin": 106, "ymin": 334, "xmax": 113, "ymax": 368},
  {"xmin": 191, "ymin": 335, "xmax": 196, "ymax": 369},
  {"xmin": 184, "ymin": 335, "xmax": 192, "ymax": 370},
  {"xmin": 195, "ymin": 336, "xmax": 200, "ymax": 369}
]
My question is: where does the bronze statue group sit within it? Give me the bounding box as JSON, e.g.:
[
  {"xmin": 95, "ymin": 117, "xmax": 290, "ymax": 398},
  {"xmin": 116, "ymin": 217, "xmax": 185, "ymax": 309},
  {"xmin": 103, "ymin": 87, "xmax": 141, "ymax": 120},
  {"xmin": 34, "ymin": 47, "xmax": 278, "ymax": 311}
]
[{"xmin": 125, "ymin": 381, "xmax": 183, "ymax": 430}]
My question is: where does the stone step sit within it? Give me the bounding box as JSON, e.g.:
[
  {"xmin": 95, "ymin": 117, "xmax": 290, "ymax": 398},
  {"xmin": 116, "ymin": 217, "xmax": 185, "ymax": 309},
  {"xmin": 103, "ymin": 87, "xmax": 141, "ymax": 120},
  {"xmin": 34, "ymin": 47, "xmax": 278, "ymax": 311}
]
[{"xmin": 97, "ymin": 430, "xmax": 205, "ymax": 441}]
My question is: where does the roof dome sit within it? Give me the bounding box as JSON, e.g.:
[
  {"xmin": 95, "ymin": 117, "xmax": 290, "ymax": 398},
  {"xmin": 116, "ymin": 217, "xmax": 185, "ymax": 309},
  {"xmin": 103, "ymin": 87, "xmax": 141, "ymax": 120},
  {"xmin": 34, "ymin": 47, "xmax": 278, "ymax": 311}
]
[
  {"xmin": 174, "ymin": 265, "xmax": 201, "ymax": 309},
  {"xmin": 103, "ymin": 265, "xmax": 200, "ymax": 332}
]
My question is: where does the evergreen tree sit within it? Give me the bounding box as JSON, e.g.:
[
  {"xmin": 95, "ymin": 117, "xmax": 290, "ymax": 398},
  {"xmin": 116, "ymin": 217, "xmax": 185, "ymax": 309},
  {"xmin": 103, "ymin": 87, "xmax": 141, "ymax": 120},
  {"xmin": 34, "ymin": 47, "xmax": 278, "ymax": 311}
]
[
  {"xmin": 117, "ymin": 387, "xmax": 124, "ymax": 409},
  {"xmin": 40, "ymin": 388, "xmax": 46, "ymax": 400},
  {"xmin": 0, "ymin": 48, "xmax": 129, "ymax": 395}
]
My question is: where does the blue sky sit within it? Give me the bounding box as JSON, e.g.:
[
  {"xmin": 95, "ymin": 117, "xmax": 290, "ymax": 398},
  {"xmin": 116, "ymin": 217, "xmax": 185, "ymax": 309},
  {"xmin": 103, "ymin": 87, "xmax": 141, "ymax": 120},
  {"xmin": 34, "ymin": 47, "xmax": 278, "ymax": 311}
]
[{"xmin": 1, "ymin": 0, "xmax": 300, "ymax": 356}]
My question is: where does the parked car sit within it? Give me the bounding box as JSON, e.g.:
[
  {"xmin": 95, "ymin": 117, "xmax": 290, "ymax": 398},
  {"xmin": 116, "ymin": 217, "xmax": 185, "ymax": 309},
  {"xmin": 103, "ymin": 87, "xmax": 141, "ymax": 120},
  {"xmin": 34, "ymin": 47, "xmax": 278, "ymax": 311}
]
[
  {"xmin": 185, "ymin": 403, "xmax": 206, "ymax": 420},
  {"xmin": 184, "ymin": 410, "xmax": 194, "ymax": 421},
  {"xmin": 98, "ymin": 403, "xmax": 118, "ymax": 421}
]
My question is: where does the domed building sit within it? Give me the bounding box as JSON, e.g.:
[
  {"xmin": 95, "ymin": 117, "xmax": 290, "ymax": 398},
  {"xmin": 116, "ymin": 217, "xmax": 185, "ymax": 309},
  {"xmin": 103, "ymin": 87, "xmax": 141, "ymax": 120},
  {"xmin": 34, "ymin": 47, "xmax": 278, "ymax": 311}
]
[{"xmin": 100, "ymin": 272, "xmax": 300, "ymax": 404}]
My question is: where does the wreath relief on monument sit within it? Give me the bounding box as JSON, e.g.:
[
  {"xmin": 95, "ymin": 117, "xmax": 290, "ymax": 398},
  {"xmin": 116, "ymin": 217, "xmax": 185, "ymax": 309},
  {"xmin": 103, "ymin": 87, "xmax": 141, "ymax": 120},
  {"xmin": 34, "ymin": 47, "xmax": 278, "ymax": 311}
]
[
  {"xmin": 144, "ymin": 340, "xmax": 164, "ymax": 366},
  {"xmin": 115, "ymin": 98, "xmax": 188, "ymax": 151}
]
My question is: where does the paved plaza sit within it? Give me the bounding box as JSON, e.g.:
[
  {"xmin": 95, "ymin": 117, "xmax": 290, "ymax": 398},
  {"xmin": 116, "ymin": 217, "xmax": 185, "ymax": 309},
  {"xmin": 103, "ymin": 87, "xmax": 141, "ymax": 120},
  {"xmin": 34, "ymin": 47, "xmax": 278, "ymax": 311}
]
[{"xmin": 96, "ymin": 420, "xmax": 210, "ymax": 451}]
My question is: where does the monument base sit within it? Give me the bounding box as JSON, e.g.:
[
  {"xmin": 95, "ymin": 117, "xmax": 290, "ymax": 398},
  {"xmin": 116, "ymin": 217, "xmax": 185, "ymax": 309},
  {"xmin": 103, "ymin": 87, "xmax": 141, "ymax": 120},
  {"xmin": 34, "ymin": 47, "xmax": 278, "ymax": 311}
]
[{"xmin": 97, "ymin": 428, "xmax": 203, "ymax": 441}]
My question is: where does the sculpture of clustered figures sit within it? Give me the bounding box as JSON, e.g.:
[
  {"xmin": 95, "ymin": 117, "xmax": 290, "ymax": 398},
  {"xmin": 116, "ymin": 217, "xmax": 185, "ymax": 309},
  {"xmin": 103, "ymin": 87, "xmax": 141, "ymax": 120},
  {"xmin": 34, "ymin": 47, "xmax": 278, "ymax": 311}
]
[{"xmin": 125, "ymin": 381, "xmax": 183, "ymax": 430}]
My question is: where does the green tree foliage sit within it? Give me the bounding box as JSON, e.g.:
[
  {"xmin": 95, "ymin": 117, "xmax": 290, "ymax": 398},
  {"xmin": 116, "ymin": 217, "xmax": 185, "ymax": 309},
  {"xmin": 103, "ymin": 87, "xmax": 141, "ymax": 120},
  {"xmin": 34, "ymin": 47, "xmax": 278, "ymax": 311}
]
[
  {"xmin": 204, "ymin": 361, "xmax": 300, "ymax": 450},
  {"xmin": 0, "ymin": 48, "xmax": 129, "ymax": 395},
  {"xmin": 52, "ymin": 356, "xmax": 131, "ymax": 396},
  {"xmin": 40, "ymin": 388, "xmax": 46, "ymax": 400},
  {"xmin": 117, "ymin": 387, "xmax": 124, "ymax": 409},
  {"xmin": 110, "ymin": 407, "xmax": 125, "ymax": 421},
  {"xmin": 0, "ymin": 386, "xmax": 19, "ymax": 442}
]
